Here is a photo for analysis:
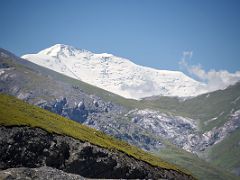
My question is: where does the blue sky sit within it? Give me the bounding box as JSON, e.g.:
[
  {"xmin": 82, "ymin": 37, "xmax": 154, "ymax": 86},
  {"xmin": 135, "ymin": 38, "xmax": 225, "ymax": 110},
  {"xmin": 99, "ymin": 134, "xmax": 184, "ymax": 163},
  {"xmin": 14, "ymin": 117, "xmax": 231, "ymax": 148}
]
[{"xmin": 0, "ymin": 0, "xmax": 240, "ymax": 73}]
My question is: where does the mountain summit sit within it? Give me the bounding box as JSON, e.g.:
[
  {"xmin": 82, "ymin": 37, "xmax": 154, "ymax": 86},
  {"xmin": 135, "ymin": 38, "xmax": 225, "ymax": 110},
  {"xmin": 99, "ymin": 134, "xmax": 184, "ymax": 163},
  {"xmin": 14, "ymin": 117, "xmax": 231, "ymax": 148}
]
[
  {"xmin": 22, "ymin": 44, "xmax": 207, "ymax": 99},
  {"xmin": 38, "ymin": 44, "xmax": 91, "ymax": 57}
]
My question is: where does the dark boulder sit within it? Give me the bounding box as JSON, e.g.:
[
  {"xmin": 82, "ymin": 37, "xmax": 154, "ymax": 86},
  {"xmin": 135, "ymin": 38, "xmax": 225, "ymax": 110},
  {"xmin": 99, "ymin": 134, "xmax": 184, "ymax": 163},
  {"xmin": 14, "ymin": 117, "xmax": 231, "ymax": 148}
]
[{"xmin": 0, "ymin": 126, "xmax": 193, "ymax": 180}]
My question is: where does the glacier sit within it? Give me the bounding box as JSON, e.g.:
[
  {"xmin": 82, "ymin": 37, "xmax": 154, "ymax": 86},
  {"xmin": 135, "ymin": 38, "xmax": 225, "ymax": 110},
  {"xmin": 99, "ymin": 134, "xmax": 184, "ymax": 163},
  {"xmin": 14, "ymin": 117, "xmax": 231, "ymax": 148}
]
[{"xmin": 22, "ymin": 44, "xmax": 208, "ymax": 100}]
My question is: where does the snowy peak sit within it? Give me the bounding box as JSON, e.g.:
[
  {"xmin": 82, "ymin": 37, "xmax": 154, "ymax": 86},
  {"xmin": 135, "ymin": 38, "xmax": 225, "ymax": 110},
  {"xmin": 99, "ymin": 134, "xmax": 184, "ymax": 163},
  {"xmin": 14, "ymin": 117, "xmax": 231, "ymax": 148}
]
[
  {"xmin": 37, "ymin": 44, "xmax": 117, "ymax": 62},
  {"xmin": 22, "ymin": 44, "xmax": 208, "ymax": 100},
  {"xmin": 38, "ymin": 44, "xmax": 91, "ymax": 58}
]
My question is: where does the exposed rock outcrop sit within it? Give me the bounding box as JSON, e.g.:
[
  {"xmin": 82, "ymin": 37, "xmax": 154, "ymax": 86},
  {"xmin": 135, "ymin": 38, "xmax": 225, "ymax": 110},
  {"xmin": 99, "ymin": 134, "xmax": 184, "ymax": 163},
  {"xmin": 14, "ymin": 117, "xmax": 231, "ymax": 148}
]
[
  {"xmin": 0, "ymin": 167, "xmax": 86, "ymax": 180},
  {"xmin": 0, "ymin": 126, "xmax": 193, "ymax": 179},
  {"xmin": 127, "ymin": 109, "xmax": 240, "ymax": 153}
]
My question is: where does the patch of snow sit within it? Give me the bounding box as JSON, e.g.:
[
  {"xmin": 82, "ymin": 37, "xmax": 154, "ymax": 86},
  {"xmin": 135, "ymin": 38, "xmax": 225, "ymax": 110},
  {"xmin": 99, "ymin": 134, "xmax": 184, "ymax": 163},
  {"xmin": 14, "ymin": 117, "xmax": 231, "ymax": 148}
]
[
  {"xmin": 0, "ymin": 69, "xmax": 5, "ymax": 76},
  {"xmin": 231, "ymin": 109, "xmax": 240, "ymax": 117},
  {"xmin": 206, "ymin": 94, "xmax": 210, "ymax": 98},
  {"xmin": 204, "ymin": 116, "xmax": 218, "ymax": 126},
  {"xmin": 0, "ymin": 67, "xmax": 15, "ymax": 76},
  {"xmin": 232, "ymin": 96, "xmax": 240, "ymax": 104}
]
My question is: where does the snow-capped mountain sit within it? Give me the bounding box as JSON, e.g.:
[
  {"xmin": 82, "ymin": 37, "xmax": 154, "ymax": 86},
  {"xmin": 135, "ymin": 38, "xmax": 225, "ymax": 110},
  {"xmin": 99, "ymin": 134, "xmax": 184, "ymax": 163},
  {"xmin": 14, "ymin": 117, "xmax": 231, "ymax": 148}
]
[{"xmin": 21, "ymin": 44, "xmax": 207, "ymax": 99}]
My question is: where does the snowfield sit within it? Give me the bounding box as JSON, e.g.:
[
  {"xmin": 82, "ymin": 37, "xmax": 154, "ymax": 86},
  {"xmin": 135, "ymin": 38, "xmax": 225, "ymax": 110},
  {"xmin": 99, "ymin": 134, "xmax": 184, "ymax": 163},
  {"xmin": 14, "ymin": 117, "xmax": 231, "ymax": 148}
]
[{"xmin": 22, "ymin": 44, "xmax": 208, "ymax": 99}]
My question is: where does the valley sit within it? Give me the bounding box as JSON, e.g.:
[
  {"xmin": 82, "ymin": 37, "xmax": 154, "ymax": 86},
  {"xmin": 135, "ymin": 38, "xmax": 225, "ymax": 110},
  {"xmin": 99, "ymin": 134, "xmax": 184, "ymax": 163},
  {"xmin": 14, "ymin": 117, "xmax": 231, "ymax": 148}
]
[{"xmin": 0, "ymin": 48, "xmax": 240, "ymax": 179}]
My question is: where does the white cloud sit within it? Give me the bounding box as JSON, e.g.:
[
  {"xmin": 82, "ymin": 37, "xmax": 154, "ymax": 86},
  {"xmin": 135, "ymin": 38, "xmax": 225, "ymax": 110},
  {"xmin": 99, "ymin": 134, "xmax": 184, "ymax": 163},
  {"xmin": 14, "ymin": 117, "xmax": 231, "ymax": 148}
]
[{"xmin": 179, "ymin": 51, "xmax": 240, "ymax": 92}]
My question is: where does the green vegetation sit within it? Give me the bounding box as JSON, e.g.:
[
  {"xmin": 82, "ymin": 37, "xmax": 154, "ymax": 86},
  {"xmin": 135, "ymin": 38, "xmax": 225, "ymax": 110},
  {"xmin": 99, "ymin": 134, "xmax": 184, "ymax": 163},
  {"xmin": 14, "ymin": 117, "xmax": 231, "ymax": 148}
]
[
  {"xmin": 158, "ymin": 145, "xmax": 238, "ymax": 180},
  {"xmin": 139, "ymin": 83, "xmax": 240, "ymax": 132},
  {"xmin": 208, "ymin": 128, "xmax": 240, "ymax": 174},
  {"xmin": 0, "ymin": 93, "xmax": 191, "ymax": 176}
]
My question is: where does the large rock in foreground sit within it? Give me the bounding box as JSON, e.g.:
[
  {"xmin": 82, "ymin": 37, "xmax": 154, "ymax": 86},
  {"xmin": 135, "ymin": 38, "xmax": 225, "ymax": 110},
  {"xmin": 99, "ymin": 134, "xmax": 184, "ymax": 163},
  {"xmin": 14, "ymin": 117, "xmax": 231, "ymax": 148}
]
[
  {"xmin": 0, "ymin": 126, "xmax": 193, "ymax": 179},
  {"xmin": 0, "ymin": 167, "xmax": 86, "ymax": 180}
]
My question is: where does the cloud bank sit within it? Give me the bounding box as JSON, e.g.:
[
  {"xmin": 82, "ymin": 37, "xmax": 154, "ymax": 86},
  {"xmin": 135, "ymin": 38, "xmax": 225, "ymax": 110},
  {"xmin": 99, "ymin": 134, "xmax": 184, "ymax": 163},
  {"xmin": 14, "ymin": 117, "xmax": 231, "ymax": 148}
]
[{"xmin": 179, "ymin": 51, "xmax": 240, "ymax": 92}]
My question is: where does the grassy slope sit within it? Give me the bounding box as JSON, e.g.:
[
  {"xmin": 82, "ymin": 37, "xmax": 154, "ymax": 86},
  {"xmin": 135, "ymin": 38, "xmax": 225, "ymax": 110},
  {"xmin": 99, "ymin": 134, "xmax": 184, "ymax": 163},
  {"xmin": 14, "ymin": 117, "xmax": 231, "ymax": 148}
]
[
  {"xmin": 158, "ymin": 145, "xmax": 238, "ymax": 180},
  {"xmin": 207, "ymin": 128, "xmax": 240, "ymax": 174},
  {"xmin": 0, "ymin": 93, "xmax": 190, "ymax": 176},
  {"xmin": 140, "ymin": 83, "xmax": 240, "ymax": 132}
]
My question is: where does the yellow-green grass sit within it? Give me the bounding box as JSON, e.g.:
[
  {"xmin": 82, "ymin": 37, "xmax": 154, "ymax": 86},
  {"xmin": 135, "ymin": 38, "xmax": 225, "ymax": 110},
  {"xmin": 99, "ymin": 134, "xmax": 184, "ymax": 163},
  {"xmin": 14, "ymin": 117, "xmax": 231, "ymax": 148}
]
[{"xmin": 0, "ymin": 93, "xmax": 193, "ymax": 177}]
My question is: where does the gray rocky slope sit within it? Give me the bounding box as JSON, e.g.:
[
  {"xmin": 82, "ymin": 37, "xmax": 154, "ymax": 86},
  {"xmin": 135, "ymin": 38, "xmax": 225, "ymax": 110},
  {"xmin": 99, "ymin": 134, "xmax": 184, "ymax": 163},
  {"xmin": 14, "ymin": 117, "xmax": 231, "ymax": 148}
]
[
  {"xmin": 0, "ymin": 167, "xmax": 86, "ymax": 180},
  {"xmin": 0, "ymin": 48, "xmax": 240, "ymax": 179},
  {"xmin": 0, "ymin": 126, "xmax": 192, "ymax": 180}
]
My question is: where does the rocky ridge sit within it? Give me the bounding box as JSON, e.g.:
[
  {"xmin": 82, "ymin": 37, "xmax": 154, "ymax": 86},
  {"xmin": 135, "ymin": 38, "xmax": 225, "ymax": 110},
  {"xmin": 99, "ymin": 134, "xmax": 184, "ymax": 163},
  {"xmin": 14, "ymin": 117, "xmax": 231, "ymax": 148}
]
[
  {"xmin": 0, "ymin": 126, "xmax": 193, "ymax": 179},
  {"xmin": 127, "ymin": 109, "xmax": 240, "ymax": 153}
]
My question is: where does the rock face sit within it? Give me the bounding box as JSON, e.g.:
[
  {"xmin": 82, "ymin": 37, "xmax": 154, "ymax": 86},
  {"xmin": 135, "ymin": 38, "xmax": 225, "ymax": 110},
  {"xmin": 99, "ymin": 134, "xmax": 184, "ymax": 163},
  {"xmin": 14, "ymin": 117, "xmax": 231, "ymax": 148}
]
[
  {"xmin": 128, "ymin": 109, "xmax": 240, "ymax": 153},
  {"xmin": 0, "ymin": 167, "xmax": 86, "ymax": 180},
  {"xmin": 0, "ymin": 126, "xmax": 193, "ymax": 179}
]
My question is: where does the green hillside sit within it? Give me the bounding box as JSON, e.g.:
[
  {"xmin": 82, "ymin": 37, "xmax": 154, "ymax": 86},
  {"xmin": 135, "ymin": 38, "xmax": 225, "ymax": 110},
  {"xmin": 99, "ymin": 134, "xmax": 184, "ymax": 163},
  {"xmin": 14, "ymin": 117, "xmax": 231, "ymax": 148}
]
[
  {"xmin": 139, "ymin": 83, "xmax": 240, "ymax": 132},
  {"xmin": 207, "ymin": 128, "xmax": 240, "ymax": 175},
  {"xmin": 158, "ymin": 145, "xmax": 238, "ymax": 180},
  {"xmin": 0, "ymin": 93, "xmax": 190, "ymax": 176}
]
